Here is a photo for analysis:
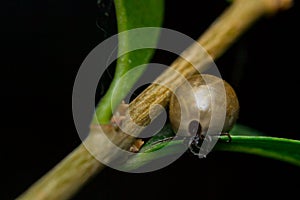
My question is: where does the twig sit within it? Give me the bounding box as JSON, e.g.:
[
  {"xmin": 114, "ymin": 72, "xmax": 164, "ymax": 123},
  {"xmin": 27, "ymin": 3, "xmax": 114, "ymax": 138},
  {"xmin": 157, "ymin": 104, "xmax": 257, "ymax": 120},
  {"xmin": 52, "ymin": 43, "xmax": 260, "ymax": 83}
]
[{"xmin": 17, "ymin": 0, "xmax": 293, "ymax": 199}]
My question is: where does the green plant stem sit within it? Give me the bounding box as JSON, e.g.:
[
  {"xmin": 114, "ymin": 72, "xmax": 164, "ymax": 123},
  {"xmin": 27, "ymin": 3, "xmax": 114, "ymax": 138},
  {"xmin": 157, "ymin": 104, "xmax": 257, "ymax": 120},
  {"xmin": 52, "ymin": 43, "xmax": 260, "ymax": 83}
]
[{"xmin": 95, "ymin": 0, "xmax": 164, "ymax": 124}]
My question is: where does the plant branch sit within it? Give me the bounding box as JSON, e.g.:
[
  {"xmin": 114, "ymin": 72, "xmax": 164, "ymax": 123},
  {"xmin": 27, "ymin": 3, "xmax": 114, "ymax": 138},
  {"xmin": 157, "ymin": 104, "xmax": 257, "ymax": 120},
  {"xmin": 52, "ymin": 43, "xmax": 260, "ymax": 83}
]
[
  {"xmin": 16, "ymin": 137, "xmax": 105, "ymax": 200},
  {"xmin": 17, "ymin": 0, "xmax": 293, "ymax": 199}
]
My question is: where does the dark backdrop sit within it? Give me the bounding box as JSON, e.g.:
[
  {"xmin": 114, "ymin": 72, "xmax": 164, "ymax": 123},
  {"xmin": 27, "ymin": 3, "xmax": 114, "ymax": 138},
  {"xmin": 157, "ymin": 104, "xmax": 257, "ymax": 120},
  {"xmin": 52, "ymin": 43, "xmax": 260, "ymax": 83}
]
[{"xmin": 1, "ymin": 0, "xmax": 300, "ymax": 199}]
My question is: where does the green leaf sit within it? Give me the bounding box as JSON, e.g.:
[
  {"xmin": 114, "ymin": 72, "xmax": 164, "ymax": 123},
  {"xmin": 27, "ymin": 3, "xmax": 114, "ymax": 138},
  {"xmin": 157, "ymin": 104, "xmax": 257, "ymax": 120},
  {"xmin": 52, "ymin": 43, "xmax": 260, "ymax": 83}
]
[
  {"xmin": 230, "ymin": 124, "xmax": 264, "ymax": 136},
  {"xmin": 121, "ymin": 139, "xmax": 183, "ymax": 172},
  {"xmin": 139, "ymin": 123, "xmax": 175, "ymax": 153},
  {"xmin": 122, "ymin": 124, "xmax": 300, "ymax": 171},
  {"xmin": 215, "ymin": 135, "xmax": 300, "ymax": 166},
  {"xmin": 95, "ymin": 0, "xmax": 164, "ymax": 124}
]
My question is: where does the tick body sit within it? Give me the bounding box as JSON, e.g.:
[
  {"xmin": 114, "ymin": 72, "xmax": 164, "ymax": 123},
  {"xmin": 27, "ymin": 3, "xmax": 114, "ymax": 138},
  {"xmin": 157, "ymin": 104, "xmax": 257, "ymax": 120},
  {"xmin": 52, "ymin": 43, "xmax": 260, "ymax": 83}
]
[{"xmin": 169, "ymin": 74, "xmax": 239, "ymax": 139}]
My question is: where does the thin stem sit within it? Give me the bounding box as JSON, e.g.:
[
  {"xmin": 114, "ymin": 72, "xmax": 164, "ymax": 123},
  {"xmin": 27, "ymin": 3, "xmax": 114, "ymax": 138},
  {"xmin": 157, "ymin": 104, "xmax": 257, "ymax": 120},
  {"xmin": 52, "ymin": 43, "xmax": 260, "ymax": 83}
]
[
  {"xmin": 16, "ymin": 135, "xmax": 106, "ymax": 200},
  {"xmin": 17, "ymin": 0, "xmax": 293, "ymax": 199},
  {"xmin": 17, "ymin": 125, "xmax": 135, "ymax": 200}
]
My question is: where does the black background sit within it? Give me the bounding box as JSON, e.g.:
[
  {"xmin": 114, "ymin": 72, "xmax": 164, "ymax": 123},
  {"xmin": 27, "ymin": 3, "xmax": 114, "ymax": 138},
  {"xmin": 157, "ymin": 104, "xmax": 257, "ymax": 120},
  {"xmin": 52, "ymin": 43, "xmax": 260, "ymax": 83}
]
[{"xmin": 1, "ymin": 0, "xmax": 300, "ymax": 199}]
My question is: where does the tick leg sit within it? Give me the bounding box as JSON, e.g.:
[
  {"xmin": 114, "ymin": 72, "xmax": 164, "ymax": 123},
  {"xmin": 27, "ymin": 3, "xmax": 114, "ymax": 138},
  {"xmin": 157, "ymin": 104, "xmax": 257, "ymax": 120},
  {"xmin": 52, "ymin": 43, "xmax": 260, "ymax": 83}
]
[
  {"xmin": 188, "ymin": 134, "xmax": 207, "ymax": 155},
  {"xmin": 189, "ymin": 132, "xmax": 231, "ymax": 156},
  {"xmin": 220, "ymin": 132, "xmax": 232, "ymax": 143},
  {"xmin": 187, "ymin": 135, "xmax": 199, "ymax": 155}
]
